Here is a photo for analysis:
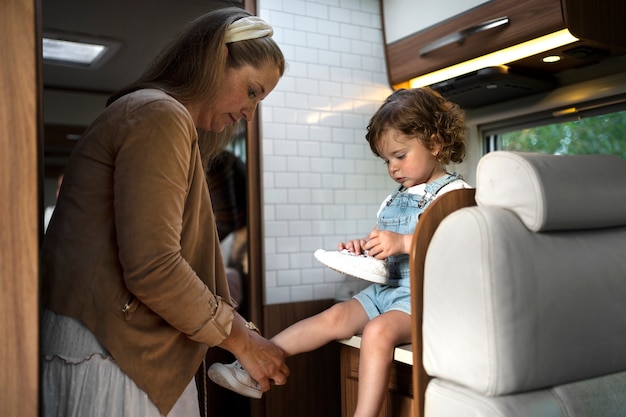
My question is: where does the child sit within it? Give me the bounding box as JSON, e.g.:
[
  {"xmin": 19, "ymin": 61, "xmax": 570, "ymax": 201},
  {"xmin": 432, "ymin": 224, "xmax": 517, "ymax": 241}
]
[{"xmin": 208, "ymin": 87, "xmax": 469, "ymax": 416}]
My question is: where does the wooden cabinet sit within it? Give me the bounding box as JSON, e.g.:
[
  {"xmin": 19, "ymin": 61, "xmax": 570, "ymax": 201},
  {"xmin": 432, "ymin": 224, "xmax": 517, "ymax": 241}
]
[
  {"xmin": 382, "ymin": 0, "xmax": 626, "ymax": 87},
  {"xmin": 340, "ymin": 343, "xmax": 413, "ymax": 417},
  {"xmin": 258, "ymin": 300, "xmax": 341, "ymax": 417}
]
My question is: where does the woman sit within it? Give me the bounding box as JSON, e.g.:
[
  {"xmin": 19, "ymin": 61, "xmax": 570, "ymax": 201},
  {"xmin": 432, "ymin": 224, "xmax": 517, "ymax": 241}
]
[{"xmin": 41, "ymin": 7, "xmax": 288, "ymax": 417}]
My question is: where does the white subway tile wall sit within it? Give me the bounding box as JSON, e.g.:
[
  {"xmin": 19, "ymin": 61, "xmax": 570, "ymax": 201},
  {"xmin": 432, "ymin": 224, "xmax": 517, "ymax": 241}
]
[{"xmin": 259, "ymin": 0, "xmax": 394, "ymax": 305}]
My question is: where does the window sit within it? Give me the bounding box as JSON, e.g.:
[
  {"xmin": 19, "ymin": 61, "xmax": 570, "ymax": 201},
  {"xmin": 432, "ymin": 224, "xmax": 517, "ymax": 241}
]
[{"xmin": 483, "ymin": 95, "xmax": 626, "ymax": 158}]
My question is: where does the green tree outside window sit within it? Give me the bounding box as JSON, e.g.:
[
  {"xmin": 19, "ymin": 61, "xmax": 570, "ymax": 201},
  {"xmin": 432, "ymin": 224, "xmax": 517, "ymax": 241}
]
[{"xmin": 499, "ymin": 110, "xmax": 626, "ymax": 158}]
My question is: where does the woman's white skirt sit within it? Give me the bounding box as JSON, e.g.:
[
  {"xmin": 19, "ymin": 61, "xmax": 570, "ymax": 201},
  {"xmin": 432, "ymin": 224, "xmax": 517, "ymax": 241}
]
[{"xmin": 41, "ymin": 309, "xmax": 200, "ymax": 417}]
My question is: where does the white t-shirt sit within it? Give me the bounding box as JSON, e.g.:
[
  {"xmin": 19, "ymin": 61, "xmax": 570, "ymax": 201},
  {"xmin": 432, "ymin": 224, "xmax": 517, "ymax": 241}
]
[{"xmin": 378, "ymin": 178, "xmax": 471, "ymax": 217}]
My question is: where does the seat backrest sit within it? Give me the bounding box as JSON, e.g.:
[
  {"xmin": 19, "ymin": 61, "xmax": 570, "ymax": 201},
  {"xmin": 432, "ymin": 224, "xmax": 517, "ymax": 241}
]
[
  {"xmin": 475, "ymin": 151, "xmax": 626, "ymax": 232},
  {"xmin": 409, "ymin": 187, "xmax": 477, "ymax": 417},
  {"xmin": 422, "ymin": 151, "xmax": 626, "ymax": 398}
]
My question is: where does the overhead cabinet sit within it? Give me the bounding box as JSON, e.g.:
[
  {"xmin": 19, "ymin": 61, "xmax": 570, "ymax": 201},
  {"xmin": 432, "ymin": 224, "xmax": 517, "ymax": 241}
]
[{"xmin": 382, "ymin": 0, "xmax": 626, "ymax": 88}]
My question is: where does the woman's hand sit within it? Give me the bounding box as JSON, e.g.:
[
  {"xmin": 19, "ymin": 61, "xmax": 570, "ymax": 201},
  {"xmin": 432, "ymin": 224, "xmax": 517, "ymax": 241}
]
[
  {"xmin": 236, "ymin": 331, "xmax": 289, "ymax": 392},
  {"xmin": 217, "ymin": 313, "xmax": 289, "ymax": 393}
]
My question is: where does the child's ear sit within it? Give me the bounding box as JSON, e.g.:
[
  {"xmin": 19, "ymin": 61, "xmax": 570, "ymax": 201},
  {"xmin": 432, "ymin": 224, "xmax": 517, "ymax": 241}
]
[{"xmin": 430, "ymin": 135, "xmax": 442, "ymax": 156}]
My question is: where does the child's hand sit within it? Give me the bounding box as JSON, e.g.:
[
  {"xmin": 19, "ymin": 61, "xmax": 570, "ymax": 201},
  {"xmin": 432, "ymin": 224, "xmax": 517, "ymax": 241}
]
[
  {"xmin": 337, "ymin": 238, "xmax": 368, "ymax": 255},
  {"xmin": 363, "ymin": 227, "xmax": 410, "ymax": 259}
]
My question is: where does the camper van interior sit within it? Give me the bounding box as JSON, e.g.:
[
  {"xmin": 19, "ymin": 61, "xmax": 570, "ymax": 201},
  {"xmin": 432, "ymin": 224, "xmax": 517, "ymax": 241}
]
[{"xmin": 1, "ymin": 0, "xmax": 625, "ymax": 416}]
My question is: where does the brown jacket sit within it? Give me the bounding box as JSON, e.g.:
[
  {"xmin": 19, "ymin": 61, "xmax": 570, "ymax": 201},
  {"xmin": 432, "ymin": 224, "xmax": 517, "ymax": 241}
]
[{"xmin": 42, "ymin": 89, "xmax": 235, "ymax": 414}]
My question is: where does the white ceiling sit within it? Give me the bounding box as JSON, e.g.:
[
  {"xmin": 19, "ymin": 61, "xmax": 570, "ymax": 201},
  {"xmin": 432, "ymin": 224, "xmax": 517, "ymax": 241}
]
[{"xmin": 42, "ymin": 0, "xmax": 244, "ymax": 93}]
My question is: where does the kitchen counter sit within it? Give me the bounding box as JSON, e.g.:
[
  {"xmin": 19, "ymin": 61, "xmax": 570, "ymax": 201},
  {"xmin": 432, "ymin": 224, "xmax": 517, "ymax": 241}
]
[{"xmin": 339, "ymin": 335, "xmax": 413, "ymax": 365}]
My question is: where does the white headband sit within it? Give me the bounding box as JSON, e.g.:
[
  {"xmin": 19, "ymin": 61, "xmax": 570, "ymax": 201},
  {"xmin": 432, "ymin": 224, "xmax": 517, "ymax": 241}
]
[{"xmin": 225, "ymin": 16, "xmax": 273, "ymax": 43}]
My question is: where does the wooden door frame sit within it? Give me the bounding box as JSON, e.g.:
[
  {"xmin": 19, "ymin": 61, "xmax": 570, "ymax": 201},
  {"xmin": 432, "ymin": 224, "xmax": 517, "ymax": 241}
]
[
  {"xmin": 0, "ymin": 0, "xmax": 41, "ymax": 416},
  {"xmin": 242, "ymin": 0, "xmax": 264, "ymax": 339}
]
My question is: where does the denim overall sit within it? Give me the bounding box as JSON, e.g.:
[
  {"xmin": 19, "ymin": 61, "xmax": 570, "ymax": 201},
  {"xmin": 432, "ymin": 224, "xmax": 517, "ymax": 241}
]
[
  {"xmin": 379, "ymin": 172, "xmax": 462, "ymax": 288},
  {"xmin": 354, "ymin": 173, "xmax": 463, "ymax": 319}
]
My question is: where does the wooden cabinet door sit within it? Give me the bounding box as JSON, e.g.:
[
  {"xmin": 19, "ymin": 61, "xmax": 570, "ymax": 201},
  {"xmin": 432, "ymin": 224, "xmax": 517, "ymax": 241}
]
[
  {"xmin": 384, "ymin": 0, "xmax": 564, "ymax": 85},
  {"xmin": 340, "ymin": 344, "xmax": 414, "ymax": 417}
]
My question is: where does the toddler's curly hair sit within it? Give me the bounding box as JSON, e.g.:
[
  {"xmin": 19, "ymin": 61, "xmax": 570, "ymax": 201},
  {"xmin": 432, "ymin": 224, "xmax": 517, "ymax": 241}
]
[{"xmin": 365, "ymin": 87, "xmax": 466, "ymax": 165}]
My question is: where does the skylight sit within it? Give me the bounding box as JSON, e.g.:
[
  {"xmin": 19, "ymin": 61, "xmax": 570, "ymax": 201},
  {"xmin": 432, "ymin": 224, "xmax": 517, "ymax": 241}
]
[{"xmin": 42, "ymin": 32, "xmax": 119, "ymax": 68}]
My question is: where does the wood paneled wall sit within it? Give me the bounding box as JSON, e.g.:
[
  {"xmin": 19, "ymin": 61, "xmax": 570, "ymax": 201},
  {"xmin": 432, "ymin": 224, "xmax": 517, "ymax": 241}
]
[
  {"xmin": 0, "ymin": 0, "xmax": 40, "ymax": 416},
  {"xmin": 261, "ymin": 300, "xmax": 342, "ymax": 417}
]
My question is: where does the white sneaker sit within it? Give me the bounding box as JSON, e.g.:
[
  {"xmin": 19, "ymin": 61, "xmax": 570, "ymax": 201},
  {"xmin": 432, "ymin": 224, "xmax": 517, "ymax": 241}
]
[
  {"xmin": 314, "ymin": 249, "xmax": 388, "ymax": 284},
  {"xmin": 207, "ymin": 360, "xmax": 262, "ymax": 399}
]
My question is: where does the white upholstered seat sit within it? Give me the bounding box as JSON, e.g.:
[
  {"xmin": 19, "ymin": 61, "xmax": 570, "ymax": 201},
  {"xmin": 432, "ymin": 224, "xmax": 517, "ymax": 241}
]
[{"xmin": 420, "ymin": 151, "xmax": 626, "ymax": 417}]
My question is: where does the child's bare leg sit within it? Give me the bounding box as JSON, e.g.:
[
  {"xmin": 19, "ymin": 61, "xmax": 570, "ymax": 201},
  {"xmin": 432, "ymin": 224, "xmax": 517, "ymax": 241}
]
[
  {"xmin": 353, "ymin": 310, "xmax": 412, "ymax": 417},
  {"xmin": 271, "ymin": 298, "xmax": 370, "ymax": 357}
]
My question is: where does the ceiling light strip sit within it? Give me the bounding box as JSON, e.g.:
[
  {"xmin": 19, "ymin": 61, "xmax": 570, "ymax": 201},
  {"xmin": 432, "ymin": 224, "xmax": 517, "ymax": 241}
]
[{"xmin": 408, "ymin": 29, "xmax": 579, "ymax": 88}]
